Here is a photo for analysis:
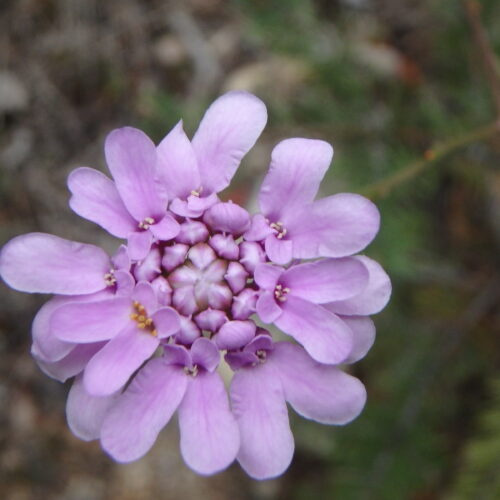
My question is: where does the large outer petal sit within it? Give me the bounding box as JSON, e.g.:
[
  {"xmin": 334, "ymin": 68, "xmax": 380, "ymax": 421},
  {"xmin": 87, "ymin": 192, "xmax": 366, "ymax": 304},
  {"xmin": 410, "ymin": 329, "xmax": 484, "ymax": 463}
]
[
  {"xmin": 156, "ymin": 120, "xmax": 201, "ymax": 199},
  {"xmin": 271, "ymin": 342, "xmax": 367, "ymax": 424},
  {"xmin": 282, "ymin": 258, "xmax": 369, "ymax": 304},
  {"xmin": 275, "ymin": 296, "xmax": 353, "ymax": 364},
  {"xmin": 340, "ymin": 316, "xmax": 376, "ymax": 364},
  {"xmin": 259, "ymin": 138, "xmax": 333, "ymax": 221},
  {"xmin": 105, "ymin": 127, "xmax": 165, "ymax": 221},
  {"xmin": 325, "ymin": 256, "xmax": 391, "ymax": 316},
  {"xmin": 288, "ymin": 193, "xmax": 380, "ymax": 259},
  {"xmin": 68, "ymin": 167, "xmax": 137, "ymax": 238},
  {"xmin": 191, "ymin": 91, "xmax": 267, "ymax": 194},
  {"xmin": 178, "ymin": 371, "xmax": 239, "ymax": 475},
  {"xmin": 230, "ymin": 363, "xmax": 294, "ymax": 480},
  {"xmin": 66, "ymin": 375, "xmax": 119, "ymax": 441},
  {"xmin": 0, "ymin": 233, "xmax": 110, "ymax": 294},
  {"xmin": 101, "ymin": 360, "xmax": 188, "ymax": 462}
]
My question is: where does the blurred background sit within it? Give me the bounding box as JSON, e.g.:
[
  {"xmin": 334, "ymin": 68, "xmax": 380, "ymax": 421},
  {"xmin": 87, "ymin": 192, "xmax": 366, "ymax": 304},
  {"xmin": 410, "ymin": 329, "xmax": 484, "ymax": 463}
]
[{"xmin": 1, "ymin": 0, "xmax": 499, "ymax": 498}]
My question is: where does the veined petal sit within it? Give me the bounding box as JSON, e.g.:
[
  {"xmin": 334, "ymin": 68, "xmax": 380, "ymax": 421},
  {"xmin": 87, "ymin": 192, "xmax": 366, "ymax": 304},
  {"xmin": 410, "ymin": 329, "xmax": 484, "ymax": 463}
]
[
  {"xmin": 192, "ymin": 91, "xmax": 267, "ymax": 194},
  {"xmin": 326, "ymin": 256, "xmax": 391, "ymax": 316},
  {"xmin": 105, "ymin": 127, "xmax": 165, "ymax": 221},
  {"xmin": 259, "ymin": 138, "xmax": 333, "ymax": 221},
  {"xmin": 275, "ymin": 296, "xmax": 353, "ymax": 364},
  {"xmin": 156, "ymin": 120, "xmax": 201, "ymax": 199},
  {"xmin": 282, "ymin": 258, "xmax": 369, "ymax": 304},
  {"xmin": 0, "ymin": 233, "xmax": 110, "ymax": 294},
  {"xmin": 341, "ymin": 316, "xmax": 376, "ymax": 364},
  {"xmin": 215, "ymin": 320, "xmax": 256, "ymax": 350},
  {"xmin": 68, "ymin": 167, "xmax": 137, "ymax": 238},
  {"xmin": 178, "ymin": 371, "xmax": 239, "ymax": 475},
  {"xmin": 230, "ymin": 363, "xmax": 294, "ymax": 480},
  {"xmin": 271, "ymin": 342, "xmax": 367, "ymax": 425},
  {"xmin": 289, "ymin": 194, "xmax": 380, "ymax": 259},
  {"xmin": 83, "ymin": 324, "xmax": 159, "ymax": 396},
  {"xmin": 66, "ymin": 375, "xmax": 119, "ymax": 441},
  {"xmin": 203, "ymin": 202, "xmax": 251, "ymax": 235},
  {"xmin": 101, "ymin": 359, "xmax": 188, "ymax": 462}
]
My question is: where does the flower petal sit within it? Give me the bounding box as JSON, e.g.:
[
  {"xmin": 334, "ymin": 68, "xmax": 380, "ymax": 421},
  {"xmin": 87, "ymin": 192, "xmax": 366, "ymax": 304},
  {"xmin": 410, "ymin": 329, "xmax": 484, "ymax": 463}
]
[
  {"xmin": 178, "ymin": 371, "xmax": 239, "ymax": 475},
  {"xmin": 151, "ymin": 307, "xmax": 180, "ymax": 338},
  {"xmin": 275, "ymin": 296, "xmax": 353, "ymax": 364},
  {"xmin": 271, "ymin": 342, "xmax": 367, "ymax": 424},
  {"xmin": 326, "ymin": 256, "xmax": 391, "ymax": 316},
  {"xmin": 215, "ymin": 320, "xmax": 256, "ymax": 350},
  {"xmin": 265, "ymin": 234, "xmax": 293, "ymax": 265},
  {"xmin": 105, "ymin": 127, "xmax": 165, "ymax": 221},
  {"xmin": 254, "ymin": 262, "xmax": 283, "ymax": 290},
  {"xmin": 156, "ymin": 120, "xmax": 201, "ymax": 199},
  {"xmin": 68, "ymin": 167, "xmax": 137, "ymax": 238},
  {"xmin": 282, "ymin": 257, "xmax": 369, "ymax": 304},
  {"xmin": 190, "ymin": 337, "xmax": 220, "ymax": 373},
  {"xmin": 289, "ymin": 194, "xmax": 380, "ymax": 259},
  {"xmin": 101, "ymin": 359, "xmax": 188, "ymax": 462},
  {"xmin": 0, "ymin": 233, "xmax": 110, "ymax": 294},
  {"xmin": 127, "ymin": 231, "xmax": 153, "ymax": 261},
  {"xmin": 192, "ymin": 91, "xmax": 267, "ymax": 193},
  {"xmin": 51, "ymin": 297, "xmax": 131, "ymax": 343},
  {"xmin": 230, "ymin": 362, "xmax": 294, "ymax": 480},
  {"xmin": 203, "ymin": 202, "xmax": 251, "ymax": 235},
  {"xmin": 83, "ymin": 324, "xmax": 159, "ymax": 396},
  {"xmin": 66, "ymin": 375, "xmax": 119, "ymax": 441},
  {"xmin": 256, "ymin": 292, "xmax": 283, "ymax": 323},
  {"xmin": 149, "ymin": 214, "xmax": 180, "ymax": 241},
  {"xmin": 341, "ymin": 316, "xmax": 376, "ymax": 363},
  {"xmin": 259, "ymin": 138, "xmax": 333, "ymax": 221}
]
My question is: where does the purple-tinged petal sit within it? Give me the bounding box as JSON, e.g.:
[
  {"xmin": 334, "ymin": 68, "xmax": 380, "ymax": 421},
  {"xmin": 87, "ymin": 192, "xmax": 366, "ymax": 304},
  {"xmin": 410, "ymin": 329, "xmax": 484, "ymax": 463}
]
[
  {"xmin": 225, "ymin": 351, "xmax": 258, "ymax": 370},
  {"xmin": 232, "ymin": 289, "xmax": 258, "ymax": 320},
  {"xmin": 127, "ymin": 231, "xmax": 153, "ymax": 261},
  {"xmin": 192, "ymin": 91, "xmax": 267, "ymax": 194},
  {"xmin": 188, "ymin": 243, "xmax": 216, "ymax": 270},
  {"xmin": 35, "ymin": 342, "xmax": 104, "ymax": 382},
  {"xmin": 244, "ymin": 214, "xmax": 274, "ymax": 241},
  {"xmin": 282, "ymin": 258, "xmax": 369, "ymax": 304},
  {"xmin": 168, "ymin": 265, "xmax": 198, "ymax": 288},
  {"xmin": 341, "ymin": 316, "xmax": 376, "ymax": 363},
  {"xmin": 225, "ymin": 262, "xmax": 248, "ymax": 294},
  {"xmin": 271, "ymin": 342, "xmax": 367, "ymax": 424},
  {"xmin": 256, "ymin": 292, "xmax": 283, "ymax": 324},
  {"xmin": 191, "ymin": 337, "xmax": 219, "ymax": 372},
  {"xmin": 101, "ymin": 359, "xmax": 188, "ymax": 462},
  {"xmin": 243, "ymin": 332, "xmax": 274, "ymax": 354},
  {"xmin": 288, "ymin": 194, "xmax": 380, "ymax": 259},
  {"xmin": 161, "ymin": 243, "xmax": 189, "ymax": 271},
  {"xmin": 133, "ymin": 247, "xmax": 161, "ymax": 282},
  {"xmin": 156, "ymin": 120, "xmax": 201, "ymax": 199},
  {"xmin": 169, "ymin": 198, "xmax": 204, "ymax": 218},
  {"xmin": 259, "ymin": 138, "xmax": 333, "ymax": 220},
  {"xmin": 151, "ymin": 307, "xmax": 180, "ymax": 338},
  {"xmin": 206, "ymin": 283, "xmax": 232, "ymax": 310},
  {"xmin": 265, "ymin": 234, "xmax": 293, "ymax": 265},
  {"xmin": 149, "ymin": 214, "xmax": 180, "ymax": 241},
  {"xmin": 194, "ymin": 309, "xmax": 227, "ymax": 332},
  {"xmin": 326, "ymin": 256, "xmax": 391, "ymax": 316},
  {"xmin": 231, "ymin": 362, "xmax": 294, "ymax": 480},
  {"xmin": 111, "ymin": 245, "xmax": 131, "ymax": 271},
  {"xmin": 176, "ymin": 220, "xmax": 209, "ymax": 245},
  {"xmin": 51, "ymin": 297, "xmax": 131, "ymax": 343},
  {"xmin": 150, "ymin": 276, "xmax": 172, "ymax": 306},
  {"xmin": 187, "ymin": 192, "xmax": 219, "ymax": 212},
  {"xmin": 0, "ymin": 233, "xmax": 110, "ymax": 294},
  {"xmin": 67, "ymin": 375, "xmax": 119, "ymax": 441},
  {"xmin": 132, "ymin": 281, "xmax": 157, "ymax": 312},
  {"xmin": 84, "ymin": 325, "xmax": 159, "ymax": 396},
  {"xmin": 203, "ymin": 202, "xmax": 251, "ymax": 235},
  {"xmin": 172, "ymin": 286, "xmax": 198, "ymax": 316},
  {"xmin": 163, "ymin": 344, "xmax": 192, "ymax": 367},
  {"xmin": 239, "ymin": 241, "xmax": 266, "ymax": 273},
  {"xmin": 176, "ymin": 316, "xmax": 201, "ymax": 345},
  {"xmin": 104, "ymin": 127, "xmax": 164, "ymax": 221},
  {"xmin": 254, "ymin": 263, "xmax": 283, "ymax": 290},
  {"xmin": 209, "ymin": 234, "xmax": 239, "ymax": 260},
  {"xmin": 68, "ymin": 167, "xmax": 137, "ymax": 238},
  {"xmin": 215, "ymin": 320, "xmax": 256, "ymax": 350},
  {"xmin": 276, "ymin": 296, "xmax": 353, "ymax": 364},
  {"xmin": 114, "ymin": 270, "xmax": 135, "ymax": 296},
  {"xmin": 202, "ymin": 259, "xmax": 227, "ymax": 283},
  {"xmin": 179, "ymin": 371, "xmax": 239, "ymax": 475}
]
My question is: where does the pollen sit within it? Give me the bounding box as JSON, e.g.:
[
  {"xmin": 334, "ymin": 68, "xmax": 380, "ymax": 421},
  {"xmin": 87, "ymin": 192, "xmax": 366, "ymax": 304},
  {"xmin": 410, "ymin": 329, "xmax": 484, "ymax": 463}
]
[
  {"xmin": 190, "ymin": 187, "xmax": 203, "ymax": 197},
  {"xmin": 274, "ymin": 284, "xmax": 290, "ymax": 302},
  {"xmin": 270, "ymin": 221, "xmax": 288, "ymax": 239},
  {"xmin": 184, "ymin": 365, "xmax": 199, "ymax": 377},
  {"xmin": 130, "ymin": 301, "xmax": 157, "ymax": 336},
  {"xmin": 104, "ymin": 271, "xmax": 116, "ymax": 286},
  {"xmin": 138, "ymin": 217, "xmax": 155, "ymax": 230}
]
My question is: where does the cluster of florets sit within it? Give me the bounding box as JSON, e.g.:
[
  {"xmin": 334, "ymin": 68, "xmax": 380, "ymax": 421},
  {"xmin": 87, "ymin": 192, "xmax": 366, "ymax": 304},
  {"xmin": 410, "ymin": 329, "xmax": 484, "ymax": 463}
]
[{"xmin": 0, "ymin": 91, "xmax": 391, "ymax": 479}]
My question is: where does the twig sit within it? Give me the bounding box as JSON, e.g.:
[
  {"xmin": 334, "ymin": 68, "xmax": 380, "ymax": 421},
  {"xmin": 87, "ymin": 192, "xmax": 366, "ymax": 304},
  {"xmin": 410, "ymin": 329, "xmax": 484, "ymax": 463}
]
[
  {"xmin": 359, "ymin": 121, "xmax": 500, "ymax": 200},
  {"xmin": 464, "ymin": 0, "xmax": 500, "ymax": 118}
]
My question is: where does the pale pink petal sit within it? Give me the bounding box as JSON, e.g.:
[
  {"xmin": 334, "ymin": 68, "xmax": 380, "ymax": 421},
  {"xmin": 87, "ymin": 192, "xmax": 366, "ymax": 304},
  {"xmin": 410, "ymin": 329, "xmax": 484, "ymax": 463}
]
[
  {"xmin": 276, "ymin": 296, "xmax": 353, "ymax": 364},
  {"xmin": 244, "ymin": 214, "xmax": 274, "ymax": 241},
  {"xmin": 0, "ymin": 233, "xmax": 110, "ymax": 294},
  {"xmin": 341, "ymin": 316, "xmax": 376, "ymax": 363},
  {"xmin": 68, "ymin": 167, "xmax": 137, "ymax": 238},
  {"xmin": 179, "ymin": 371, "xmax": 239, "ymax": 475},
  {"xmin": 259, "ymin": 138, "xmax": 333, "ymax": 221},
  {"xmin": 105, "ymin": 127, "xmax": 165, "ymax": 221},
  {"xmin": 192, "ymin": 91, "xmax": 267, "ymax": 193},
  {"xmin": 156, "ymin": 120, "xmax": 201, "ymax": 199},
  {"xmin": 271, "ymin": 342, "xmax": 367, "ymax": 425},
  {"xmin": 203, "ymin": 202, "xmax": 251, "ymax": 235},
  {"xmin": 265, "ymin": 234, "xmax": 293, "ymax": 265},
  {"xmin": 101, "ymin": 359, "xmax": 188, "ymax": 462},
  {"xmin": 231, "ymin": 363, "xmax": 294, "ymax": 480}
]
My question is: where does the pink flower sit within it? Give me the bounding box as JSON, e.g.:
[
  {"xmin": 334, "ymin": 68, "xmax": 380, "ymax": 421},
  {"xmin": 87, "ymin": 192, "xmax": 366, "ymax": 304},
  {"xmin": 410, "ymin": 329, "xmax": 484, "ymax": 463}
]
[{"xmin": 0, "ymin": 91, "xmax": 391, "ymax": 479}]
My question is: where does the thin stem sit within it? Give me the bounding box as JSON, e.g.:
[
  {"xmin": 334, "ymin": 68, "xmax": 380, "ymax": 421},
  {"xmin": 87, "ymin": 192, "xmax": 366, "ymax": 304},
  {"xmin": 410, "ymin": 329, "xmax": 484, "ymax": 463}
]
[{"xmin": 359, "ymin": 121, "xmax": 500, "ymax": 200}]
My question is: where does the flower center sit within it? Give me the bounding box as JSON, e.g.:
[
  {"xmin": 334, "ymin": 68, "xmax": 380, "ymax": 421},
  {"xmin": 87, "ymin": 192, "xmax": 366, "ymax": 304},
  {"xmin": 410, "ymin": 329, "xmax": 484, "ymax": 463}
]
[
  {"xmin": 274, "ymin": 284, "xmax": 290, "ymax": 302},
  {"xmin": 130, "ymin": 301, "xmax": 157, "ymax": 336},
  {"xmin": 270, "ymin": 221, "xmax": 287, "ymax": 239},
  {"xmin": 138, "ymin": 217, "xmax": 155, "ymax": 230},
  {"xmin": 183, "ymin": 365, "xmax": 199, "ymax": 377},
  {"xmin": 190, "ymin": 187, "xmax": 203, "ymax": 197},
  {"xmin": 104, "ymin": 270, "xmax": 116, "ymax": 286}
]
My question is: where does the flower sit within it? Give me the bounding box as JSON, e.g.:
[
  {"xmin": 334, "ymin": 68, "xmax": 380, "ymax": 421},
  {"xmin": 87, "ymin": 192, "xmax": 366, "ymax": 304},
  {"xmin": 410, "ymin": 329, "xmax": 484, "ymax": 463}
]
[{"xmin": 0, "ymin": 91, "xmax": 391, "ymax": 479}]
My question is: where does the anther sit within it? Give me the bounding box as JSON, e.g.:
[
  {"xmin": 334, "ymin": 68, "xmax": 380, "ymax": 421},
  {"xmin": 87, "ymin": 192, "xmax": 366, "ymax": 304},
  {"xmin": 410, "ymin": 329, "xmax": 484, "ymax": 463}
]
[
  {"xmin": 104, "ymin": 271, "xmax": 116, "ymax": 286},
  {"xmin": 138, "ymin": 217, "xmax": 155, "ymax": 230},
  {"xmin": 183, "ymin": 365, "xmax": 199, "ymax": 377}
]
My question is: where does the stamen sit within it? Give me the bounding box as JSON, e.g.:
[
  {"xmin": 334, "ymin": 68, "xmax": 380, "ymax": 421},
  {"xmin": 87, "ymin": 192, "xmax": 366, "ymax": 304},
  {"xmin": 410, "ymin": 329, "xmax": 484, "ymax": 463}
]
[
  {"xmin": 183, "ymin": 365, "xmax": 199, "ymax": 377},
  {"xmin": 274, "ymin": 284, "xmax": 290, "ymax": 302},
  {"xmin": 256, "ymin": 349, "xmax": 267, "ymax": 362},
  {"xmin": 190, "ymin": 187, "xmax": 203, "ymax": 197},
  {"xmin": 138, "ymin": 217, "xmax": 155, "ymax": 230},
  {"xmin": 269, "ymin": 221, "xmax": 288, "ymax": 239},
  {"xmin": 104, "ymin": 271, "xmax": 116, "ymax": 286},
  {"xmin": 130, "ymin": 301, "xmax": 158, "ymax": 337}
]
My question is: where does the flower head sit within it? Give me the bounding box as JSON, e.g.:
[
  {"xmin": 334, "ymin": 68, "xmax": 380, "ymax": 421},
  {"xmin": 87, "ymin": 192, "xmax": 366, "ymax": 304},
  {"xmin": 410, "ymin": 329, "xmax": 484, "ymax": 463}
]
[{"xmin": 0, "ymin": 91, "xmax": 390, "ymax": 479}]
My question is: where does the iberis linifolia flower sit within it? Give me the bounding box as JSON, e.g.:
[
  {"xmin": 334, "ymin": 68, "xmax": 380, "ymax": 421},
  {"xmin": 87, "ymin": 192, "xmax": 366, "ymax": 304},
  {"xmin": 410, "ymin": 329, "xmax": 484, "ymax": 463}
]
[{"xmin": 0, "ymin": 91, "xmax": 391, "ymax": 479}]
